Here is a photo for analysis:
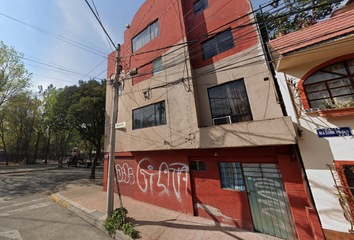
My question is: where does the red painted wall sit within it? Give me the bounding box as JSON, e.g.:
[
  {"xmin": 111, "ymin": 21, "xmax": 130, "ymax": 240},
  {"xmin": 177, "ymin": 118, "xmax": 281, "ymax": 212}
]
[
  {"xmin": 133, "ymin": 151, "xmax": 194, "ymax": 215},
  {"xmin": 190, "ymin": 157, "xmax": 253, "ymax": 230},
  {"xmin": 103, "ymin": 154, "xmax": 135, "ymax": 198},
  {"xmin": 118, "ymin": 0, "xmax": 186, "ymax": 85},
  {"xmin": 103, "ymin": 146, "xmax": 324, "ymax": 239},
  {"xmin": 277, "ymin": 148, "xmax": 325, "ymax": 240},
  {"xmin": 181, "ymin": 0, "xmax": 258, "ymax": 69}
]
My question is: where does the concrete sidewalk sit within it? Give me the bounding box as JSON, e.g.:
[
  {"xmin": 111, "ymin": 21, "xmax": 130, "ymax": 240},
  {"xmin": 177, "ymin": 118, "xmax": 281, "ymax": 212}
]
[
  {"xmin": 0, "ymin": 162, "xmax": 61, "ymax": 174},
  {"xmin": 51, "ymin": 179, "xmax": 283, "ymax": 240}
]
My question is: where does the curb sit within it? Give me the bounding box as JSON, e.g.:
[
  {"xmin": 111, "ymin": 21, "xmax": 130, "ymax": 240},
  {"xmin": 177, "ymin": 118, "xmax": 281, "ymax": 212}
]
[
  {"xmin": 0, "ymin": 167, "xmax": 62, "ymax": 175},
  {"xmin": 50, "ymin": 193, "xmax": 132, "ymax": 240}
]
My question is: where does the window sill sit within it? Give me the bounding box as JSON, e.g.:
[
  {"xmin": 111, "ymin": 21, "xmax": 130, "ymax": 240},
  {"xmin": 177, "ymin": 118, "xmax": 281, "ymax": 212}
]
[{"xmin": 317, "ymin": 106, "xmax": 354, "ymax": 118}]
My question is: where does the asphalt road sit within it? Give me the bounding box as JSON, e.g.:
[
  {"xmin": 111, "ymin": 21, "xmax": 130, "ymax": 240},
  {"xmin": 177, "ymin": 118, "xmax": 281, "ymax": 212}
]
[
  {"xmin": 0, "ymin": 166, "xmax": 110, "ymax": 240},
  {"xmin": 0, "ymin": 166, "xmax": 104, "ymax": 199}
]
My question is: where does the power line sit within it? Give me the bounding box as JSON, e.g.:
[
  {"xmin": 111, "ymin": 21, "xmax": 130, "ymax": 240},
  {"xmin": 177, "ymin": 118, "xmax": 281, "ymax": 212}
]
[
  {"xmin": 0, "ymin": 12, "xmax": 108, "ymax": 58},
  {"xmin": 84, "ymin": 0, "xmax": 117, "ymax": 50}
]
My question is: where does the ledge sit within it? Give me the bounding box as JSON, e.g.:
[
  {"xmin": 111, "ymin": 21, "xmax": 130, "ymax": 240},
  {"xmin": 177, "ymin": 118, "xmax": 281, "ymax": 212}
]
[{"xmin": 317, "ymin": 106, "xmax": 354, "ymax": 118}]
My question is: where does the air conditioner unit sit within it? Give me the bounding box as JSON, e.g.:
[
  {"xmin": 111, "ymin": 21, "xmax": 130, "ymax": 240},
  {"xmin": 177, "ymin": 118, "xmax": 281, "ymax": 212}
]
[{"xmin": 212, "ymin": 116, "xmax": 231, "ymax": 126}]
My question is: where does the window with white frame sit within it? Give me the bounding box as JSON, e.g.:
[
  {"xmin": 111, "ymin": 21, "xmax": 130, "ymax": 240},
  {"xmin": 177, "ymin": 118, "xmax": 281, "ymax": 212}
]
[
  {"xmin": 219, "ymin": 162, "xmax": 245, "ymax": 191},
  {"xmin": 132, "ymin": 20, "xmax": 159, "ymax": 53},
  {"xmin": 153, "ymin": 57, "xmax": 163, "ymax": 75},
  {"xmin": 201, "ymin": 29, "xmax": 234, "ymax": 60},
  {"xmin": 194, "ymin": 0, "xmax": 208, "ymax": 15},
  {"xmin": 303, "ymin": 58, "xmax": 354, "ymax": 108},
  {"xmin": 208, "ymin": 78, "xmax": 252, "ymax": 126},
  {"xmin": 132, "ymin": 101, "xmax": 166, "ymax": 130}
]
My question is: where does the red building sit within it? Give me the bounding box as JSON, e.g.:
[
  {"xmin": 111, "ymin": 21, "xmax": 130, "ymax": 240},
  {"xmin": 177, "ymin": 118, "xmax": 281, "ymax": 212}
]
[{"xmin": 104, "ymin": 0, "xmax": 324, "ymax": 239}]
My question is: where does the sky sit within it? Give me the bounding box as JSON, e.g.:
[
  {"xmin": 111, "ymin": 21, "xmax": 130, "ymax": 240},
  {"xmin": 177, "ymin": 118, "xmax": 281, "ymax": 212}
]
[{"xmin": 0, "ymin": 0, "xmax": 266, "ymax": 92}]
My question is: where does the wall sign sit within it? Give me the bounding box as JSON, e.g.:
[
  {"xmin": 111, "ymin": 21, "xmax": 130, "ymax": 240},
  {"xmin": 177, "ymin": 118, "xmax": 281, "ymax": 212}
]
[{"xmin": 316, "ymin": 127, "xmax": 352, "ymax": 138}]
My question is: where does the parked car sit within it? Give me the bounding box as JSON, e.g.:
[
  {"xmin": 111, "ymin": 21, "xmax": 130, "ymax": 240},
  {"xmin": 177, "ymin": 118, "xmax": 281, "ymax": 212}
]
[{"xmin": 66, "ymin": 156, "xmax": 100, "ymax": 168}]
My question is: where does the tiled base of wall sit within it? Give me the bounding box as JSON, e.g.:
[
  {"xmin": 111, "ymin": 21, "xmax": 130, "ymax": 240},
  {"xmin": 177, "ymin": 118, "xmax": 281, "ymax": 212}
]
[{"xmin": 323, "ymin": 229, "xmax": 354, "ymax": 240}]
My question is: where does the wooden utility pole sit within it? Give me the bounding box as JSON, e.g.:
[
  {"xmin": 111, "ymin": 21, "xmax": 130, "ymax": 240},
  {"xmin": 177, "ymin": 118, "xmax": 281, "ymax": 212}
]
[{"xmin": 106, "ymin": 44, "xmax": 122, "ymax": 217}]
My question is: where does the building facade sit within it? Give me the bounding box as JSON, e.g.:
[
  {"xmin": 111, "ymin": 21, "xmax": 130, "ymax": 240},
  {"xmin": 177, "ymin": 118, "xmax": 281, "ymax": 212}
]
[
  {"xmin": 269, "ymin": 2, "xmax": 354, "ymax": 239},
  {"xmin": 104, "ymin": 0, "xmax": 323, "ymax": 239}
]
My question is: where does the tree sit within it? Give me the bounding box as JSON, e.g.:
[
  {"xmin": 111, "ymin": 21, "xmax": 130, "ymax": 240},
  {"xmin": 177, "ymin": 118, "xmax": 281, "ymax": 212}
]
[
  {"xmin": 67, "ymin": 79, "xmax": 106, "ymax": 179},
  {"xmin": 49, "ymin": 86, "xmax": 77, "ymax": 168},
  {"xmin": 260, "ymin": 0, "xmax": 343, "ymax": 39},
  {"xmin": 0, "ymin": 94, "xmax": 40, "ymax": 164},
  {"xmin": 0, "ymin": 41, "xmax": 32, "ymax": 109}
]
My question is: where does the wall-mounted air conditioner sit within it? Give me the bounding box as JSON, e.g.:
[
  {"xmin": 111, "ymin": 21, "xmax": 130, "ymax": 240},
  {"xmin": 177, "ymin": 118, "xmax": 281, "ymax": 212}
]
[{"xmin": 212, "ymin": 116, "xmax": 231, "ymax": 126}]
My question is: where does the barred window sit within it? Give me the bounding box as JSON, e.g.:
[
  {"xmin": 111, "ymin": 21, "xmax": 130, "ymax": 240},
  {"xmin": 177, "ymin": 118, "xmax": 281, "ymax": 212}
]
[{"xmin": 218, "ymin": 162, "xmax": 245, "ymax": 191}]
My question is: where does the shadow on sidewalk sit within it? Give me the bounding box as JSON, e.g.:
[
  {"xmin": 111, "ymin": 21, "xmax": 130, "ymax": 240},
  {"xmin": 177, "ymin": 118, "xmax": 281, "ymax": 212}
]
[{"xmin": 130, "ymin": 218, "xmax": 247, "ymax": 240}]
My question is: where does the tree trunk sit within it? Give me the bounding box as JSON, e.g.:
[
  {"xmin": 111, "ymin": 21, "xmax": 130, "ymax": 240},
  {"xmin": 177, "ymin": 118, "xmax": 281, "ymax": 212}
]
[
  {"xmin": 33, "ymin": 130, "xmax": 41, "ymax": 164},
  {"xmin": 45, "ymin": 129, "xmax": 50, "ymax": 164},
  {"xmin": 90, "ymin": 144, "xmax": 100, "ymax": 179}
]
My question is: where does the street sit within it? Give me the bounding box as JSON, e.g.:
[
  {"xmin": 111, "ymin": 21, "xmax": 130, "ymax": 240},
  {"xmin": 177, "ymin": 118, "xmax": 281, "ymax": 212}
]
[
  {"xmin": 0, "ymin": 166, "xmax": 111, "ymax": 240},
  {"xmin": 0, "ymin": 166, "xmax": 104, "ymax": 199}
]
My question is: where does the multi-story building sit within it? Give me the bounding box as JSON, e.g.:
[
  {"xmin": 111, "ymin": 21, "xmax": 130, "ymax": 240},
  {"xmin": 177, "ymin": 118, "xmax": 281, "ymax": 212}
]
[
  {"xmin": 269, "ymin": 1, "xmax": 354, "ymax": 239},
  {"xmin": 104, "ymin": 0, "xmax": 323, "ymax": 239}
]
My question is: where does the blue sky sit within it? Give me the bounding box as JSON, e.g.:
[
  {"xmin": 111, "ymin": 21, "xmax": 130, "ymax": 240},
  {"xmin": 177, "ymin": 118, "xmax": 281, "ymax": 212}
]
[{"xmin": 0, "ymin": 0, "xmax": 266, "ymax": 92}]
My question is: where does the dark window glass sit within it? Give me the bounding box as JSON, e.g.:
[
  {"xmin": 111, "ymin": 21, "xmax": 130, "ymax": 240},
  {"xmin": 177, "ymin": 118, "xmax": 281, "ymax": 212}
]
[
  {"xmin": 190, "ymin": 161, "xmax": 206, "ymax": 171},
  {"xmin": 303, "ymin": 58, "xmax": 354, "ymax": 108},
  {"xmin": 218, "ymin": 162, "xmax": 245, "ymax": 191},
  {"xmin": 201, "ymin": 29, "xmax": 234, "ymax": 60},
  {"xmin": 344, "ymin": 165, "xmax": 354, "ymax": 197},
  {"xmin": 194, "ymin": 0, "xmax": 208, "ymax": 15},
  {"xmin": 133, "ymin": 101, "xmax": 166, "ymax": 130},
  {"xmin": 208, "ymin": 78, "xmax": 252, "ymax": 125},
  {"xmin": 132, "ymin": 20, "xmax": 159, "ymax": 53}
]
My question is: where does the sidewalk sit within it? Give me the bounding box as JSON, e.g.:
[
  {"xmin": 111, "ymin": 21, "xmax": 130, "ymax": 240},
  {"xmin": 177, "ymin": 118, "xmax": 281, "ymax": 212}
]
[
  {"xmin": 51, "ymin": 179, "xmax": 283, "ymax": 240},
  {"xmin": 0, "ymin": 162, "xmax": 61, "ymax": 174}
]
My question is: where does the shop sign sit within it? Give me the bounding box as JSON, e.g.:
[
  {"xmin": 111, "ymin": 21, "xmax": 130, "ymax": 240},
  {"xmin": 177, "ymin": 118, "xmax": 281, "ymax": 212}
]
[{"xmin": 316, "ymin": 127, "xmax": 352, "ymax": 138}]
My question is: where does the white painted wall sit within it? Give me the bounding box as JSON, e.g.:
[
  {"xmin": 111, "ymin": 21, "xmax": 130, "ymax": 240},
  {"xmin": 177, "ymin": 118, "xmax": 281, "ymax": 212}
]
[{"xmin": 275, "ymin": 50, "xmax": 354, "ymax": 233}]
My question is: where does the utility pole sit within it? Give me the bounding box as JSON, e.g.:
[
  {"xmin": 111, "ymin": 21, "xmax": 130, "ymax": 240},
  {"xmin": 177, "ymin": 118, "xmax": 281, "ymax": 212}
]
[{"xmin": 106, "ymin": 44, "xmax": 121, "ymax": 217}]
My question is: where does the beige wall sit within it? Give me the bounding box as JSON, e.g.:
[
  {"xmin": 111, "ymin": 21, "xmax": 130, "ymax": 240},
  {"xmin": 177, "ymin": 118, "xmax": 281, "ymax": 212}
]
[
  {"xmin": 104, "ymin": 42, "xmax": 296, "ymax": 153},
  {"xmin": 193, "ymin": 44, "xmax": 284, "ymax": 127}
]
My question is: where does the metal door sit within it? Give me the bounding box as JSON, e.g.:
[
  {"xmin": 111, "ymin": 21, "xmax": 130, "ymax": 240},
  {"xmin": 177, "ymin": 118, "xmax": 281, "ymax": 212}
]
[{"xmin": 243, "ymin": 163, "xmax": 296, "ymax": 239}]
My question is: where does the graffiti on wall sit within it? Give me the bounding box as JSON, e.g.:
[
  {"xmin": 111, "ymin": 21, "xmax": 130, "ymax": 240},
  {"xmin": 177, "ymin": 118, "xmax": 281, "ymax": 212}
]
[
  {"xmin": 113, "ymin": 158, "xmax": 189, "ymax": 202},
  {"xmin": 136, "ymin": 158, "xmax": 189, "ymax": 202},
  {"xmin": 115, "ymin": 163, "xmax": 135, "ymax": 185}
]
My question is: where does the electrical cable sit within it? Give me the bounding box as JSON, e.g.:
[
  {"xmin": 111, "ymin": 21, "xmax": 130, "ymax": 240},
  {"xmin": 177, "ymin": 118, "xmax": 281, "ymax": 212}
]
[{"xmin": 0, "ymin": 12, "xmax": 108, "ymax": 58}]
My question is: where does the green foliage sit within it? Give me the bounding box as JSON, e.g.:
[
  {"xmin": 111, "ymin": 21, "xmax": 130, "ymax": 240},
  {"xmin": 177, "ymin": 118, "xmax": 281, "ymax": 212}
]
[
  {"xmin": 320, "ymin": 98, "xmax": 354, "ymax": 109},
  {"xmin": 104, "ymin": 207, "xmax": 138, "ymax": 238},
  {"xmin": 0, "ymin": 41, "xmax": 32, "ymax": 108},
  {"xmin": 66, "ymin": 79, "xmax": 106, "ymax": 178},
  {"xmin": 123, "ymin": 222, "xmax": 138, "ymax": 238},
  {"xmin": 259, "ymin": 0, "xmax": 343, "ymax": 39}
]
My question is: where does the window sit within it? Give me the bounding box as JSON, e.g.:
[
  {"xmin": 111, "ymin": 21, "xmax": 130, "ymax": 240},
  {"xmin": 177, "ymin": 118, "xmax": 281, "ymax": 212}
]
[
  {"xmin": 132, "ymin": 20, "xmax": 159, "ymax": 53},
  {"xmin": 343, "ymin": 165, "xmax": 354, "ymax": 198},
  {"xmin": 153, "ymin": 57, "xmax": 163, "ymax": 75},
  {"xmin": 194, "ymin": 0, "xmax": 208, "ymax": 15},
  {"xmin": 303, "ymin": 58, "xmax": 354, "ymax": 108},
  {"xmin": 133, "ymin": 101, "xmax": 166, "ymax": 130},
  {"xmin": 201, "ymin": 29, "xmax": 234, "ymax": 60},
  {"xmin": 208, "ymin": 78, "xmax": 252, "ymax": 125},
  {"xmin": 219, "ymin": 162, "xmax": 245, "ymax": 191},
  {"xmin": 190, "ymin": 161, "xmax": 206, "ymax": 171}
]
